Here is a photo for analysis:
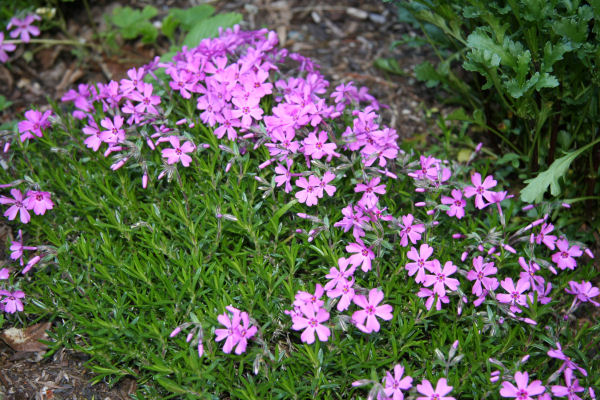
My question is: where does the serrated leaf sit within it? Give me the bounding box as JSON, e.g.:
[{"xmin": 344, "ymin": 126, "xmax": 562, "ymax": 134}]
[
  {"xmin": 541, "ymin": 42, "xmax": 571, "ymax": 73},
  {"xmin": 520, "ymin": 145, "xmax": 591, "ymax": 203},
  {"xmin": 183, "ymin": 13, "xmax": 242, "ymax": 48},
  {"xmin": 169, "ymin": 5, "xmax": 215, "ymax": 31},
  {"xmin": 534, "ymin": 72, "xmax": 559, "ymax": 90},
  {"xmin": 414, "ymin": 61, "xmax": 442, "ymax": 87}
]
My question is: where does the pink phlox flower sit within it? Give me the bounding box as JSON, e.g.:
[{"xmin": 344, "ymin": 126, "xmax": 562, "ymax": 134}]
[
  {"xmin": 161, "ymin": 136, "xmax": 196, "ymax": 167},
  {"xmin": 496, "ymin": 278, "xmax": 531, "ymax": 313},
  {"xmin": 416, "ymin": 378, "xmax": 455, "ymax": 400},
  {"xmin": 265, "ymin": 127, "xmax": 300, "ymax": 159},
  {"xmin": 417, "ymin": 287, "xmax": 450, "ymax": 310},
  {"xmin": 232, "ymin": 310, "xmax": 257, "ymax": 354},
  {"xmin": 324, "ymin": 257, "xmax": 356, "ymax": 291},
  {"xmin": 499, "ymin": 371, "xmax": 546, "ymax": 399},
  {"xmin": 346, "ymin": 238, "xmax": 375, "ymax": 272},
  {"xmin": 0, "ymin": 290, "xmax": 25, "ymax": 314},
  {"xmin": 565, "ymin": 280, "xmax": 599, "ymax": 307},
  {"xmin": 441, "ymin": 189, "xmax": 466, "ymax": 219},
  {"xmin": 7, "ymin": 15, "xmax": 41, "ymax": 43},
  {"xmin": 120, "ymin": 67, "xmax": 146, "ymax": 94},
  {"xmin": 293, "ymin": 284, "xmax": 325, "ymax": 311},
  {"xmin": 423, "ymin": 260, "xmax": 460, "ymax": 297},
  {"xmin": 351, "ymin": 288, "xmax": 393, "ymax": 333},
  {"xmin": 274, "ymin": 159, "xmax": 294, "ymax": 193},
  {"xmin": 99, "ymin": 115, "xmax": 125, "ymax": 145},
  {"xmin": 552, "ymin": 239, "xmax": 582, "ymax": 270},
  {"xmin": 291, "ymin": 304, "xmax": 330, "ymax": 344},
  {"xmin": 18, "ymin": 109, "xmax": 52, "ymax": 142},
  {"xmin": 405, "ymin": 244, "xmax": 434, "ymax": 284},
  {"xmin": 490, "ymin": 191, "xmax": 512, "ymax": 217},
  {"xmin": 214, "ymin": 107, "xmax": 241, "ymax": 140},
  {"xmin": 82, "ymin": 119, "xmax": 103, "ymax": 151},
  {"xmin": 197, "ymin": 92, "xmax": 222, "ymax": 126},
  {"xmin": 295, "ymin": 175, "xmax": 321, "ymax": 206},
  {"xmin": 0, "ymin": 268, "xmax": 9, "ymax": 280},
  {"xmin": 518, "ymin": 257, "xmax": 545, "ymax": 293},
  {"xmin": 241, "ymin": 67, "xmax": 273, "ymax": 98},
  {"xmin": 398, "ymin": 214, "xmax": 425, "ymax": 247},
  {"xmin": 318, "ymin": 171, "xmax": 337, "ymax": 197},
  {"xmin": 24, "ymin": 190, "xmax": 53, "ymax": 215},
  {"xmin": 327, "ymin": 277, "xmax": 355, "ymax": 311},
  {"xmin": 168, "ymin": 69, "xmax": 197, "ymax": 99},
  {"xmin": 331, "ymin": 81, "xmax": 357, "ymax": 104},
  {"xmin": 463, "ymin": 172, "xmax": 497, "ymax": 209},
  {"xmin": 215, "ymin": 306, "xmax": 242, "ymax": 353},
  {"xmin": 536, "ymin": 223, "xmax": 557, "ymax": 250},
  {"xmin": 129, "ymin": 82, "xmax": 161, "ymax": 114},
  {"xmin": 0, "ymin": 32, "xmax": 17, "ymax": 63},
  {"xmin": 10, "ymin": 229, "xmax": 37, "ymax": 266},
  {"xmin": 407, "ymin": 155, "xmax": 440, "ymax": 181},
  {"xmin": 547, "ymin": 342, "xmax": 588, "ymax": 377},
  {"xmin": 302, "ymin": 130, "xmax": 337, "ymax": 160},
  {"xmin": 551, "ymin": 368, "xmax": 584, "ymax": 400},
  {"xmin": 354, "ymin": 176, "xmax": 386, "ymax": 208},
  {"xmin": 231, "ymin": 95, "xmax": 263, "ymax": 128},
  {"xmin": 466, "ymin": 256, "xmax": 498, "ymax": 296},
  {"xmin": 383, "ymin": 364, "xmax": 413, "ymax": 400},
  {"xmin": 0, "ymin": 189, "xmax": 30, "ymax": 223},
  {"xmin": 334, "ymin": 204, "xmax": 369, "ymax": 239}
]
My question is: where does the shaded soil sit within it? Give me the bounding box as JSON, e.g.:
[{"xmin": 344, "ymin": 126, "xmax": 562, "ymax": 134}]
[{"xmin": 0, "ymin": 0, "xmax": 438, "ymax": 398}]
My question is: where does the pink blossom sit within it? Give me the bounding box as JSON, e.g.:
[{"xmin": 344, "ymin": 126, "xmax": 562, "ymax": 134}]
[
  {"xmin": 0, "ymin": 189, "xmax": 30, "ymax": 223},
  {"xmin": 565, "ymin": 281, "xmax": 599, "ymax": 307},
  {"xmin": 129, "ymin": 82, "xmax": 161, "ymax": 114},
  {"xmin": 293, "ymin": 284, "xmax": 325, "ymax": 311},
  {"xmin": 10, "ymin": 229, "xmax": 37, "ymax": 266},
  {"xmin": 324, "ymin": 257, "xmax": 356, "ymax": 291},
  {"xmin": 18, "ymin": 109, "xmax": 52, "ymax": 141},
  {"xmin": 552, "ymin": 239, "xmax": 582, "ymax": 270},
  {"xmin": 0, "ymin": 290, "xmax": 25, "ymax": 314},
  {"xmin": 274, "ymin": 159, "xmax": 294, "ymax": 193},
  {"xmin": 318, "ymin": 171, "xmax": 337, "ymax": 197},
  {"xmin": 423, "ymin": 260, "xmax": 460, "ymax": 297},
  {"xmin": 346, "ymin": 238, "xmax": 375, "ymax": 272},
  {"xmin": 383, "ymin": 364, "xmax": 413, "ymax": 400},
  {"xmin": 354, "ymin": 176, "xmax": 386, "ymax": 208},
  {"xmin": 161, "ymin": 136, "xmax": 196, "ymax": 167},
  {"xmin": 302, "ymin": 130, "xmax": 337, "ymax": 160},
  {"xmin": 466, "ymin": 256, "xmax": 498, "ymax": 296},
  {"xmin": 99, "ymin": 115, "xmax": 125, "ymax": 145},
  {"xmin": 405, "ymin": 244, "xmax": 434, "ymax": 284},
  {"xmin": 416, "ymin": 378, "xmax": 455, "ymax": 400},
  {"xmin": 551, "ymin": 368, "xmax": 584, "ymax": 400},
  {"xmin": 295, "ymin": 175, "xmax": 321, "ymax": 206},
  {"xmin": 0, "ymin": 268, "xmax": 9, "ymax": 280},
  {"xmin": 291, "ymin": 305, "xmax": 330, "ymax": 344},
  {"xmin": 351, "ymin": 288, "xmax": 393, "ymax": 333},
  {"xmin": 215, "ymin": 306, "xmax": 242, "ymax": 353},
  {"xmin": 120, "ymin": 67, "xmax": 146, "ymax": 94},
  {"xmin": 232, "ymin": 311, "xmax": 258, "ymax": 354},
  {"xmin": 334, "ymin": 204, "xmax": 369, "ymax": 239},
  {"xmin": 500, "ymin": 371, "xmax": 545, "ymax": 399},
  {"xmin": 7, "ymin": 15, "xmax": 41, "ymax": 43},
  {"xmin": 463, "ymin": 172, "xmax": 497, "ymax": 209},
  {"xmin": 0, "ymin": 32, "xmax": 17, "ymax": 63},
  {"xmin": 536, "ymin": 223, "xmax": 557, "ymax": 250},
  {"xmin": 441, "ymin": 189, "xmax": 466, "ymax": 219},
  {"xmin": 231, "ymin": 95, "xmax": 263, "ymax": 128},
  {"xmin": 418, "ymin": 287, "xmax": 449, "ymax": 310},
  {"xmin": 496, "ymin": 278, "xmax": 530, "ymax": 313},
  {"xmin": 547, "ymin": 342, "xmax": 588, "ymax": 377},
  {"xmin": 398, "ymin": 214, "xmax": 425, "ymax": 247},
  {"xmin": 517, "ymin": 257, "xmax": 544, "ymax": 293},
  {"xmin": 24, "ymin": 191, "xmax": 53, "ymax": 215},
  {"xmin": 82, "ymin": 119, "xmax": 103, "ymax": 151},
  {"xmin": 327, "ymin": 277, "xmax": 355, "ymax": 311}
]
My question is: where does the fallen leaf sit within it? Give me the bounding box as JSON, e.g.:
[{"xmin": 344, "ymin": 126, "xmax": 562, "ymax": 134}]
[{"xmin": 1, "ymin": 322, "xmax": 51, "ymax": 352}]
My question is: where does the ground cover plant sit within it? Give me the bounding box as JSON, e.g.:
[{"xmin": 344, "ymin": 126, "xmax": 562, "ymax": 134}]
[{"xmin": 0, "ymin": 9, "xmax": 599, "ymax": 400}]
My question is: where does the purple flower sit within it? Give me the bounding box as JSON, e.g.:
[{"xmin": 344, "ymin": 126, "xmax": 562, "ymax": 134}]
[
  {"xmin": 547, "ymin": 342, "xmax": 588, "ymax": 377},
  {"xmin": 324, "ymin": 257, "xmax": 356, "ymax": 291},
  {"xmin": 346, "ymin": 238, "xmax": 375, "ymax": 272},
  {"xmin": 417, "ymin": 287, "xmax": 449, "ymax": 310},
  {"xmin": 274, "ymin": 159, "xmax": 294, "ymax": 193},
  {"xmin": 293, "ymin": 284, "xmax": 325, "ymax": 311},
  {"xmin": 536, "ymin": 223, "xmax": 557, "ymax": 250},
  {"xmin": 499, "ymin": 371, "xmax": 545, "ymax": 399},
  {"xmin": 334, "ymin": 204, "xmax": 369, "ymax": 240},
  {"xmin": 351, "ymin": 288, "xmax": 393, "ymax": 333},
  {"xmin": 466, "ymin": 256, "xmax": 498, "ymax": 296},
  {"xmin": 120, "ymin": 67, "xmax": 146, "ymax": 94},
  {"xmin": 302, "ymin": 130, "xmax": 337, "ymax": 160},
  {"xmin": 441, "ymin": 189, "xmax": 466, "ymax": 219},
  {"xmin": 463, "ymin": 172, "xmax": 497, "ymax": 209},
  {"xmin": 354, "ymin": 176, "xmax": 386, "ymax": 208},
  {"xmin": 552, "ymin": 239, "xmax": 582, "ymax": 270},
  {"xmin": 7, "ymin": 15, "xmax": 41, "ymax": 43},
  {"xmin": 24, "ymin": 191, "xmax": 53, "ymax": 215},
  {"xmin": 18, "ymin": 109, "xmax": 53, "ymax": 142},
  {"xmin": 496, "ymin": 278, "xmax": 530, "ymax": 313},
  {"xmin": 398, "ymin": 214, "xmax": 425, "ymax": 247},
  {"xmin": 215, "ymin": 306, "xmax": 242, "ymax": 353},
  {"xmin": 0, "ymin": 268, "xmax": 9, "ymax": 280},
  {"xmin": 295, "ymin": 175, "xmax": 321, "ymax": 206},
  {"xmin": 405, "ymin": 244, "xmax": 434, "ymax": 284},
  {"xmin": 382, "ymin": 364, "xmax": 413, "ymax": 400},
  {"xmin": 231, "ymin": 95, "xmax": 263, "ymax": 128},
  {"xmin": 0, "ymin": 290, "xmax": 25, "ymax": 314},
  {"xmin": 551, "ymin": 368, "xmax": 584, "ymax": 400},
  {"xmin": 0, "ymin": 32, "xmax": 17, "ymax": 63},
  {"xmin": 327, "ymin": 277, "xmax": 355, "ymax": 311},
  {"xmin": 0, "ymin": 189, "xmax": 30, "ymax": 223},
  {"xmin": 233, "ymin": 311, "xmax": 257, "ymax": 354},
  {"xmin": 291, "ymin": 305, "xmax": 330, "ymax": 344},
  {"xmin": 565, "ymin": 280, "xmax": 600, "ymax": 307},
  {"xmin": 129, "ymin": 82, "xmax": 161, "ymax": 114},
  {"xmin": 318, "ymin": 171, "xmax": 337, "ymax": 197},
  {"xmin": 10, "ymin": 229, "xmax": 37, "ymax": 266},
  {"xmin": 161, "ymin": 136, "xmax": 196, "ymax": 167},
  {"xmin": 416, "ymin": 378, "xmax": 455, "ymax": 400},
  {"xmin": 99, "ymin": 115, "xmax": 125, "ymax": 145},
  {"xmin": 423, "ymin": 260, "xmax": 460, "ymax": 297}
]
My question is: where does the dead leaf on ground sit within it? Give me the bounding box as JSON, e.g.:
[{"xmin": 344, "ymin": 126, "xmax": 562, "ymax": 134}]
[{"xmin": 1, "ymin": 322, "xmax": 52, "ymax": 353}]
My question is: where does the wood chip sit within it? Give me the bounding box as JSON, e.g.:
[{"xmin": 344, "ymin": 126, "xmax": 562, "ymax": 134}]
[
  {"xmin": 346, "ymin": 7, "xmax": 368, "ymax": 19},
  {"xmin": 1, "ymin": 322, "xmax": 51, "ymax": 353}
]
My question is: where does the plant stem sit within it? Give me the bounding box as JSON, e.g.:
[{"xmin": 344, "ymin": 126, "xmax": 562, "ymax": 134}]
[{"xmin": 5, "ymin": 38, "xmax": 95, "ymax": 48}]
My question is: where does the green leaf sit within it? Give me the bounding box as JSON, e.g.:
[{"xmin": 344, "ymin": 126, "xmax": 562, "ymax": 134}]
[
  {"xmin": 161, "ymin": 15, "xmax": 180, "ymax": 39},
  {"xmin": 520, "ymin": 144, "xmax": 593, "ymax": 203},
  {"xmin": 414, "ymin": 61, "xmax": 443, "ymax": 87},
  {"xmin": 182, "ymin": 13, "xmax": 242, "ymax": 48},
  {"xmin": 169, "ymin": 5, "xmax": 215, "ymax": 31},
  {"xmin": 374, "ymin": 58, "xmax": 406, "ymax": 75}
]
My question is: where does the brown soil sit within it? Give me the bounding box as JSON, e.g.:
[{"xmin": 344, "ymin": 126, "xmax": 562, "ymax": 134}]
[{"xmin": 0, "ymin": 0, "xmax": 437, "ymax": 398}]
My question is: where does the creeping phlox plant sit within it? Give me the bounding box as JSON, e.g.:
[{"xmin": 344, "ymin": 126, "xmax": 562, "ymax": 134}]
[{"xmin": 2, "ymin": 24, "xmax": 599, "ymax": 397}]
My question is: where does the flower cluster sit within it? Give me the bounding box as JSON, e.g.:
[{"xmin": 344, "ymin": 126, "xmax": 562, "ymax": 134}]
[{"xmin": 0, "ymin": 13, "xmax": 41, "ymax": 63}]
